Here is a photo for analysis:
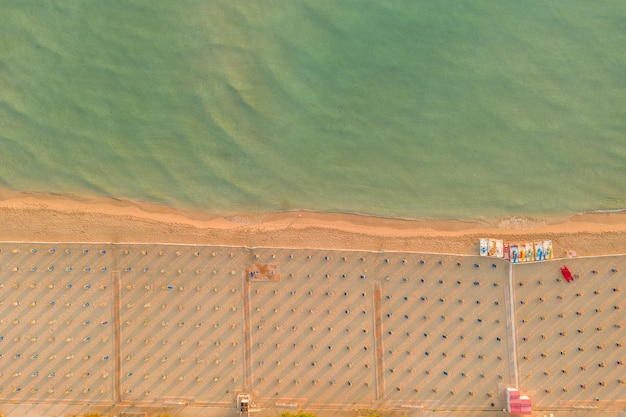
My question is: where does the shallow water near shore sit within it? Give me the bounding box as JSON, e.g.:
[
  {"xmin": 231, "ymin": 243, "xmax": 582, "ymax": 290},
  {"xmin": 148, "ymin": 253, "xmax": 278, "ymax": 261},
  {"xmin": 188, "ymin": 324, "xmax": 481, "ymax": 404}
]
[{"xmin": 1, "ymin": 2, "xmax": 626, "ymax": 221}]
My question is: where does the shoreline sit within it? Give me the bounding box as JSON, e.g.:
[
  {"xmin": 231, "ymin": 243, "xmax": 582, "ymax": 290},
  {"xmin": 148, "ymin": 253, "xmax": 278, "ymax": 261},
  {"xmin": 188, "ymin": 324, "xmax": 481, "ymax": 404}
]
[{"xmin": 1, "ymin": 190, "xmax": 626, "ymax": 257}]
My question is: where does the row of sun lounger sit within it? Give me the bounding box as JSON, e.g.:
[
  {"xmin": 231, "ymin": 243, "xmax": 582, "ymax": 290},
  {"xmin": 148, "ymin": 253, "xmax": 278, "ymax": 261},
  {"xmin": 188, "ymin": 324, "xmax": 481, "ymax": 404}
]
[{"xmin": 480, "ymin": 239, "xmax": 553, "ymax": 262}]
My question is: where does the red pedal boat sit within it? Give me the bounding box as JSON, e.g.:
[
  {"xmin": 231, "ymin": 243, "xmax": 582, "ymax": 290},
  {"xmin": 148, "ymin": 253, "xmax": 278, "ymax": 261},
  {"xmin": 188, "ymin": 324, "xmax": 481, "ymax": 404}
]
[{"xmin": 560, "ymin": 266, "xmax": 574, "ymax": 282}]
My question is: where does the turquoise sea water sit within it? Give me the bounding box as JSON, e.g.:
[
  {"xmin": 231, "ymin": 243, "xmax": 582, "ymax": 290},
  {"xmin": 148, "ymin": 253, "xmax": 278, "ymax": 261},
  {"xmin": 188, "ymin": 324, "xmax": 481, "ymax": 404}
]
[{"xmin": 1, "ymin": 1, "xmax": 625, "ymax": 220}]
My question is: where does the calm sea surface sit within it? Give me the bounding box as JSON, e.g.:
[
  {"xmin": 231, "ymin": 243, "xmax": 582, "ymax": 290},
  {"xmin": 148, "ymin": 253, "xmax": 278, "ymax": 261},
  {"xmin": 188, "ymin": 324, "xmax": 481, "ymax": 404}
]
[{"xmin": 1, "ymin": 2, "xmax": 625, "ymax": 220}]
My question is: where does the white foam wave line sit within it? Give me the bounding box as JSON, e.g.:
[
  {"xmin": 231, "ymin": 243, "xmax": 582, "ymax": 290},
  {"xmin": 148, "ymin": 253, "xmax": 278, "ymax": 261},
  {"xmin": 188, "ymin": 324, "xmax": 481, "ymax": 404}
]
[{"xmin": 586, "ymin": 208, "xmax": 626, "ymax": 213}]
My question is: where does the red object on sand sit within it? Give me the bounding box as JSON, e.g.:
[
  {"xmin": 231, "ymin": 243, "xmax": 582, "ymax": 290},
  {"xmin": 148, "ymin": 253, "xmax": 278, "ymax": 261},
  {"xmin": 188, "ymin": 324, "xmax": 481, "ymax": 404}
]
[{"xmin": 560, "ymin": 266, "xmax": 574, "ymax": 282}]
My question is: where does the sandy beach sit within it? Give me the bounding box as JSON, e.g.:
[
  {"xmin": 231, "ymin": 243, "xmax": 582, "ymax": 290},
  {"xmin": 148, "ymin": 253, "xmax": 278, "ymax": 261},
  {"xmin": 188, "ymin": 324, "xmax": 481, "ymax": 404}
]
[
  {"xmin": 0, "ymin": 191, "xmax": 625, "ymax": 417},
  {"xmin": 1, "ymin": 191, "xmax": 626, "ymax": 257}
]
